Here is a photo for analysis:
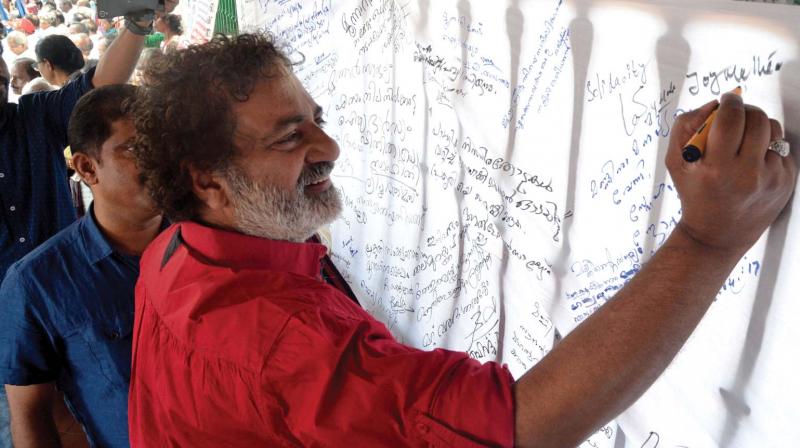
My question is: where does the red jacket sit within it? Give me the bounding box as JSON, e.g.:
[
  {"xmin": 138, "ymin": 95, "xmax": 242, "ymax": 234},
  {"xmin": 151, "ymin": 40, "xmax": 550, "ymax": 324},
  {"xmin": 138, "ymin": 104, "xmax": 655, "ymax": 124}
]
[{"xmin": 129, "ymin": 222, "xmax": 514, "ymax": 447}]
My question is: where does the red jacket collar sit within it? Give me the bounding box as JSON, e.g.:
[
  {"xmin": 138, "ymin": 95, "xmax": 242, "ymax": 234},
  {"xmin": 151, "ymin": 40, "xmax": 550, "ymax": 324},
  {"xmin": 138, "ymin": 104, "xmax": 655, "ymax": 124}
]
[{"xmin": 175, "ymin": 221, "xmax": 327, "ymax": 279}]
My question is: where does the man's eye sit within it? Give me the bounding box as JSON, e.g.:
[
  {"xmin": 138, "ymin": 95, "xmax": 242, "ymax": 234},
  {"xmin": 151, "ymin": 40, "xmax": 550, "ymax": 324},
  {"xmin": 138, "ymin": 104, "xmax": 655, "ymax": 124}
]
[
  {"xmin": 275, "ymin": 131, "xmax": 302, "ymax": 145},
  {"xmin": 316, "ymin": 118, "xmax": 327, "ymax": 128}
]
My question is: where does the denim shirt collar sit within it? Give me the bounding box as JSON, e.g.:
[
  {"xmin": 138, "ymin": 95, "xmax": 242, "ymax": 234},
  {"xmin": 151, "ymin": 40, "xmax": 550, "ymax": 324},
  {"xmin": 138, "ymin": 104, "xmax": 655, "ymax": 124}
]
[{"xmin": 80, "ymin": 205, "xmax": 115, "ymax": 265}]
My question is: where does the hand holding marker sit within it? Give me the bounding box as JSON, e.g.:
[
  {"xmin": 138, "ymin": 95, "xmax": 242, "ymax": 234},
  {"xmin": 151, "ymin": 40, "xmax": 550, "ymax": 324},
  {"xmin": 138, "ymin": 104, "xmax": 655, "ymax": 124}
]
[{"xmin": 682, "ymin": 86, "xmax": 742, "ymax": 163}]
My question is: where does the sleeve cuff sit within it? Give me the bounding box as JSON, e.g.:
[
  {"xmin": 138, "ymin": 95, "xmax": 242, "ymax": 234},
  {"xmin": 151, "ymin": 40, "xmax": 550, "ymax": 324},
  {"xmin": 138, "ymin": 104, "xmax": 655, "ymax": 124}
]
[
  {"xmin": 414, "ymin": 410, "xmax": 506, "ymax": 447},
  {"xmin": 0, "ymin": 367, "xmax": 58, "ymax": 386},
  {"xmin": 80, "ymin": 66, "xmax": 97, "ymax": 90}
]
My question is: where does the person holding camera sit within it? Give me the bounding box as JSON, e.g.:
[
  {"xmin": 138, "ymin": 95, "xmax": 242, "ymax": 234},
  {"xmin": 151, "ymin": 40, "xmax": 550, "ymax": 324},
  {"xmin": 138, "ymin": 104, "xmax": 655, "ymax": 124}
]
[{"xmin": 0, "ymin": 1, "xmax": 178, "ymax": 447}]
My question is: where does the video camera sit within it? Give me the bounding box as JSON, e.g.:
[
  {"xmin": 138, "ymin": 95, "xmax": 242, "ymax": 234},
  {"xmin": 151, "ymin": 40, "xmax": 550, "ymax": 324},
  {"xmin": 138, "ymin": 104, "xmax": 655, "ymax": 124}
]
[{"xmin": 95, "ymin": 0, "xmax": 165, "ymax": 19}]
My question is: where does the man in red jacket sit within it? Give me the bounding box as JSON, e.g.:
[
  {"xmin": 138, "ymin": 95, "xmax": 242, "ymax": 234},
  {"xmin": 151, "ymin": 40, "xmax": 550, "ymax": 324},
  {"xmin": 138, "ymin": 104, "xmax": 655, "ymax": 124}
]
[{"xmin": 128, "ymin": 34, "xmax": 796, "ymax": 447}]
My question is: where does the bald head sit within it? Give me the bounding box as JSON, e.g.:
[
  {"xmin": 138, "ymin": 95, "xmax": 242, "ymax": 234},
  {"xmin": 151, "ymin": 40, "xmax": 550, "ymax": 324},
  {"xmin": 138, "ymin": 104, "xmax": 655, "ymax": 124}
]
[
  {"xmin": 69, "ymin": 33, "xmax": 92, "ymax": 58},
  {"xmin": 6, "ymin": 31, "xmax": 28, "ymax": 55},
  {"xmin": 69, "ymin": 22, "xmax": 88, "ymax": 34},
  {"xmin": 40, "ymin": 12, "xmax": 56, "ymax": 28}
]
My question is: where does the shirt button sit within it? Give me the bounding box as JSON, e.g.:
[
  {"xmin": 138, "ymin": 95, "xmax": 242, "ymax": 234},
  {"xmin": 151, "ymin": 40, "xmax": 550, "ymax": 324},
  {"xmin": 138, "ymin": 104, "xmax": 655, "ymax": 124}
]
[
  {"xmin": 18, "ymin": 237, "xmax": 25, "ymax": 243},
  {"xmin": 0, "ymin": 172, "xmax": 4, "ymax": 178},
  {"xmin": 416, "ymin": 422, "xmax": 429, "ymax": 434},
  {"xmin": 9, "ymin": 206, "xmax": 15, "ymax": 212}
]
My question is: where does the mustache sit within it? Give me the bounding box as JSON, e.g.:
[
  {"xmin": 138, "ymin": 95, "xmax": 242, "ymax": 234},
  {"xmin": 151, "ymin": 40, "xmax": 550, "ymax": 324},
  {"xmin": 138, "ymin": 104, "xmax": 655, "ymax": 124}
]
[{"xmin": 297, "ymin": 162, "xmax": 335, "ymax": 187}]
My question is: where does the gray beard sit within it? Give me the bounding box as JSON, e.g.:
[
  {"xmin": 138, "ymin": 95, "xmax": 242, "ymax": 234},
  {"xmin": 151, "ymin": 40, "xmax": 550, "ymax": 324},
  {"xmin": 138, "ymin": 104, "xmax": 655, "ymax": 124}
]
[{"xmin": 225, "ymin": 162, "xmax": 342, "ymax": 242}]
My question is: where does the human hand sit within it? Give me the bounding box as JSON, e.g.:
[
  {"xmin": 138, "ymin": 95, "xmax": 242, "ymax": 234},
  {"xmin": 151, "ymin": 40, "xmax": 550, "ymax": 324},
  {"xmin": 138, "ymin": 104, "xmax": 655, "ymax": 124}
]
[
  {"xmin": 666, "ymin": 92, "xmax": 797, "ymax": 257},
  {"xmin": 125, "ymin": 0, "xmax": 177, "ymax": 28}
]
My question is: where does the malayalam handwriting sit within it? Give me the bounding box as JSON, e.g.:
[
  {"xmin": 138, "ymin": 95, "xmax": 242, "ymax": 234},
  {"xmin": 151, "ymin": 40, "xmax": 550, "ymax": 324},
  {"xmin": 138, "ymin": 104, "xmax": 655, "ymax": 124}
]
[
  {"xmin": 333, "ymin": 82, "xmax": 418, "ymax": 116},
  {"xmin": 328, "ymin": 62, "xmax": 394, "ymax": 92},
  {"xmin": 271, "ymin": 0, "xmax": 332, "ymax": 49},
  {"xmin": 503, "ymin": 0, "xmax": 569, "ymax": 129},
  {"xmin": 414, "ymin": 43, "xmax": 499, "ymax": 97},
  {"xmin": 341, "ymin": 0, "xmax": 410, "ymax": 55}
]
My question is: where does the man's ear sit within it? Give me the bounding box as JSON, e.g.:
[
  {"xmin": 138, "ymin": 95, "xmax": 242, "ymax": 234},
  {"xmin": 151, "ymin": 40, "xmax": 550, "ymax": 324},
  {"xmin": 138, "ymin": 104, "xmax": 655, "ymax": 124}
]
[
  {"xmin": 72, "ymin": 152, "xmax": 98, "ymax": 186},
  {"xmin": 188, "ymin": 165, "xmax": 230, "ymax": 212}
]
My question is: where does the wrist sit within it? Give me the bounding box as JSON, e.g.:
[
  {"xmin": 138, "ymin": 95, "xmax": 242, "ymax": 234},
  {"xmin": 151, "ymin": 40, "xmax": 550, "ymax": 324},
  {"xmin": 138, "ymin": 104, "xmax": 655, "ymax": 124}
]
[
  {"xmin": 668, "ymin": 221, "xmax": 746, "ymax": 264},
  {"xmin": 125, "ymin": 18, "xmax": 153, "ymax": 36},
  {"xmin": 124, "ymin": 10, "xmax": 155, "ymax": 35}
]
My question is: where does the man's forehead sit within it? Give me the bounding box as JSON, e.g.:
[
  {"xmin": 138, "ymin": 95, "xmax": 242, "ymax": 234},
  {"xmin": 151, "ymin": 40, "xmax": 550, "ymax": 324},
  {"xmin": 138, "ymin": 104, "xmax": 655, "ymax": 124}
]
[
  {"xmin": 232, "ymin": 73, "xmax": 317, "ymax": 137},
  {"xmin": 250, "ymin": 71, "xmax": 311, "ymax": 107},
  {"xmin": 111, "ymin": 117, "xmax": 136, "ymax": 132},
  {"xmin": 102, "ymin": 118, "xmax": 136, "ymax": 148}
]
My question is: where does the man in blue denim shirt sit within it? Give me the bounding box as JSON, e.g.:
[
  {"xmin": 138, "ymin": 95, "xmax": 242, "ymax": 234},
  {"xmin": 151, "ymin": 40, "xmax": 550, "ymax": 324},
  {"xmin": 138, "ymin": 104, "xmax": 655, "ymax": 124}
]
[
  {"xmin": 0, "ymin": 6, "xmax": 176, "ymax": 444},
  {"xmin": 0, "ymin": 84, "xmax": 167, "ymax": 447}
]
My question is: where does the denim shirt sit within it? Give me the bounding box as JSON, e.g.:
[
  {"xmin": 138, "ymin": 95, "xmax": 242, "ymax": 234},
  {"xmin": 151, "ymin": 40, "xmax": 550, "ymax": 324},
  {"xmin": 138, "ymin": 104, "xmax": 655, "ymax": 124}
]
[{"xmin": 0, "ymin": 207, "xmax": 164, "ymax": 447}]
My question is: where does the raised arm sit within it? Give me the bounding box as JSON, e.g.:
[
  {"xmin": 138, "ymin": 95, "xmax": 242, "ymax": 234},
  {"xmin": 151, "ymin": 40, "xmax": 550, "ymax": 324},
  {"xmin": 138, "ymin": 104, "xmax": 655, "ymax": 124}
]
[
  {"xmin": 91, "ymin": 26, "xmax": 146, "ymax": 87},
  {"xmin": 513, "ymin": 93, "xmax": 797, "ymax": 447},
  {"xmin": 93, "ymin": 0, "xmax": 179, "ymax": 87}
]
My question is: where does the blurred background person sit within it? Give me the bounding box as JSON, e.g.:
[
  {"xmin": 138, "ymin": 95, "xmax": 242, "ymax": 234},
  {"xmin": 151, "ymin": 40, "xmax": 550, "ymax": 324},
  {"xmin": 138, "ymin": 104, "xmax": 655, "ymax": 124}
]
[
  {"xmin": 154, "ymin": 13, "xmax": 181, "ymax": 53},
  {"xmin": 20, "ymin": 14, "xmax": 37, "ymax": 34},
  {"xmin": 69, "ymin": 32, "xmax": 92, "ymax": 61},
  {"xmin": 68, "ymin": 21, "xmax": 87, "ymax": 35},
  {"xmin": 80, "ymin": 16, "xmax": 96, "ymax": 34},
  {"xmin": 36, "ymin": 10, "xmax": 57, "ymax": 36},
  {"xmin": 34, "ymin": 33, "xmax": 83, "ymax": 86},
  {"xmin": 89, "ymin": 30, "xmax": 114, "ymax": 60},
  {"xmin": 4, "ymin": 30, "xmax": 33, "ymax": 57},
  {"xmin": 132, "ymin": 47, "xmax": 162, "ymax": 85},
  {"xmin": 52, "ymin": 9, "xmax": 68, "ymax": 34},
  {"xmin": 9, "ymin": 57, "xmax": 40, "ymax": 99},
  {"xmin": 2, "ymin": 30, "xmax": 35, "ymax": 68},
  {"xmin": 57, "ymin": 0, "xmax": 71, "ymax": 23},
  {"xmin": 20, "ymin": 75, "xmax": 54, "ymax": 93},
  {"xmin": 23, "ymin": 0, "xmax": 40, "ymax": 14}
]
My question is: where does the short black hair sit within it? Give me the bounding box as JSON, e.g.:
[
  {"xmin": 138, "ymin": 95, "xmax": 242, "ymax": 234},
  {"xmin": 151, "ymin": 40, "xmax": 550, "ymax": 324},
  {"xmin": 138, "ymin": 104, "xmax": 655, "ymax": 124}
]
[
  {"xmin": 35, "ymin": 34, "xmax": 84, "ymax": 75},
  {"xmin": 69, "ymin": 84, "xmax": 139, "ymax": 160}
]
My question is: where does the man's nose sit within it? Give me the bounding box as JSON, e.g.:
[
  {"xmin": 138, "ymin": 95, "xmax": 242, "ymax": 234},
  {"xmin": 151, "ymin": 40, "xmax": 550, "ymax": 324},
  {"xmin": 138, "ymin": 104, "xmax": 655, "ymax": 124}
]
[{"xmin": 306, "ymin": 127, "xmax": 340, "ymax": 164}]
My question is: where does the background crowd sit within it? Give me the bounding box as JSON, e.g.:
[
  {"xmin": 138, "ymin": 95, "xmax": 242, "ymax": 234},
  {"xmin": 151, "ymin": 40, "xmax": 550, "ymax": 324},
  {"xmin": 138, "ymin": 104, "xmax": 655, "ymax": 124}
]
[
  {"xmin": 1, "ymin": 0, "xmax": 185, "ymax": 221},
  {"xmin": 1, "ymin": 1, "xmax": 184, "ymax": 446},
  {"xmin": 1, "ymin": 0, "xmax": 184, "ymax": 101}
]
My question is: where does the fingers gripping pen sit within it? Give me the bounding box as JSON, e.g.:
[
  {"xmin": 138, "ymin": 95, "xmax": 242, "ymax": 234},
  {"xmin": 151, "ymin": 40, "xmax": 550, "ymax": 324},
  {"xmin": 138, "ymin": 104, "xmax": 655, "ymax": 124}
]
[{"xmin": 682, "ymin": 86, "xmax": 742, "ymax": 163}]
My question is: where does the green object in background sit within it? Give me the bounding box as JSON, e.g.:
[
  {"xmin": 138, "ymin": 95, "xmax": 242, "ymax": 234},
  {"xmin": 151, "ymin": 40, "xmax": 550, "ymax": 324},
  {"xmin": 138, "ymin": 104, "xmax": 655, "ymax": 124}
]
[
  {"xmin": 145, "ymin": 32, "xmax": 165, "ymax": 48},
  {"xmin": 214, "ymin": 0, "xmax": 239, "ymax": 36}
]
